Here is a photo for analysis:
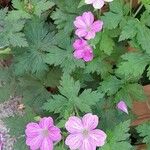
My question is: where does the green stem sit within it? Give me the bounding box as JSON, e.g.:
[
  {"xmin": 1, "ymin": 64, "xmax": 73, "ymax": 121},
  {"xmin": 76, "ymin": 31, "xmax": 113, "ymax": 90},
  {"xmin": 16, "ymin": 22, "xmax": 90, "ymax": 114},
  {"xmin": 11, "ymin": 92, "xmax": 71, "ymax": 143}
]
[
  {"xmin": 133, "ymin": 4, "xmax": 144, "ymax": 18},
  {"xmin": 74, "ymin": 106, "xmax": 79, "ymax": 116},
  {"xmin": 130, "ymin": 0, "xmax": 133, "ymax": 16}
]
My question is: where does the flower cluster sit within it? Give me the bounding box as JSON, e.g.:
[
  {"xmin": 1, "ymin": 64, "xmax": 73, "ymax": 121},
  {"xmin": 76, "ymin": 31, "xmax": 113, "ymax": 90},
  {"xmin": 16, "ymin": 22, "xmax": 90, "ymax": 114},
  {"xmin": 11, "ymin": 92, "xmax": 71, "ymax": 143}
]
[
  {"xmin": 73, "ymin": 11, "xmax": 103, "ymax": 62},
  {"xmin": 25, "ymin": 113, "xmax": 107, "ymax": 150},
  {"xmin": 25, "ymin": 100, "xmax": 128, "ymax": 150}
]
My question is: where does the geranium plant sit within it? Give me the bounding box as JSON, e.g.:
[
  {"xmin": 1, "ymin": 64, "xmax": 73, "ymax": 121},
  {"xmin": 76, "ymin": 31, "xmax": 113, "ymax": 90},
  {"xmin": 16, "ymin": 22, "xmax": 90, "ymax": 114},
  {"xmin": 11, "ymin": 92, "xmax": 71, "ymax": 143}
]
[{"xmin": 0, "ymin": 0, "xmax": 150, "ymax": 149}]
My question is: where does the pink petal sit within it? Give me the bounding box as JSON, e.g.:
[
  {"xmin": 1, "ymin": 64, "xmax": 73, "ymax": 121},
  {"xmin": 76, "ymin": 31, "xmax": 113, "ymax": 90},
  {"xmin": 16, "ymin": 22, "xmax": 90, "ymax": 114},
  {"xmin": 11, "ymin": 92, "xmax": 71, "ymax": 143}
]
[
  {"xmin": 80, "ymin": 139, "xmax": 96, "ymax": 150},
  {"xmin": 73, "ymin": 39, "xmax": 87, "ymax": 50},
  {"xmin": 74, "ymin": 16, "xmax": 86, "ymax": 28},
  {"xmin": 117, "ymin": 101, "xmax": 128, "ymax": 114},
  {"xmin": 75, "ymin": 29, "xmax": 87, "ymax": 38},
  {"xmin": 65, "ymin": 133, "xmax": 83, "ymax": 150},
  {"xmin": 92, "ymin": 20, "xmax": 103, "ymax": 32},
  {"xmin": 49, "ymin": 126, "xmax": 61, "ymax": 142},
  {"xmin": 39, "ymin": 117, "xmax": 54, "ymax": 129},
  {"xmin": 82, "ymin": 113, "xmax": 99, "ymax": 130},
  {"xmin": 93, "ymin": 0, "xmax": 104, "ymax": 9},
  {"xmin": 89, "ymin": 129, "xmax": 107, "ymax": 146},
  {"xmin": 83, "ymin": 50, "xmax": 93, "ymax": 62},
  {"xmin": 85, "ymin": 31, "xmax": 96, "ymax": 40},
  {"xmin": 85, "ymin": 0, "xmax": 95, "ymax": 4},
  {"xmin": 26, "ymin": 135, "xmax": 43, "ymax": 150},
  {"xmin": 65, "ymin": 116, "xmax": 83, "ymax": 133},
  {"xmin": 25, "ymin": 123, "xmax": 41, "ymax": 137},
  {"xmin": 40, "ymin": 137, "xmax": 53, "ymax": 150},
  {"xmin": 74, "ymin": 49, "xmax": 84, "ymax": 59},
  {"xmin": 82, "ymin": 12, "xmax": 94, "ymax": 26}
]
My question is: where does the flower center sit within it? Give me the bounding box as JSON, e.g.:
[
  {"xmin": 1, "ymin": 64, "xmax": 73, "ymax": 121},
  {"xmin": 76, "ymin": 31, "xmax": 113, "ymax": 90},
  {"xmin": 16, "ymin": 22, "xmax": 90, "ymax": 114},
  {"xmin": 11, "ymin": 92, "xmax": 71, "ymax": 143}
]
[
  {"xmin": 82, "ymin": 129, "xmax": 89, "ymax": 138},
  {"xmin": 86, "ymin": 26, "xmax": 91, "ymax": 32},
  {"xmin": 41, "ymin": 129, "xmax": 49, "ymax": 137}
]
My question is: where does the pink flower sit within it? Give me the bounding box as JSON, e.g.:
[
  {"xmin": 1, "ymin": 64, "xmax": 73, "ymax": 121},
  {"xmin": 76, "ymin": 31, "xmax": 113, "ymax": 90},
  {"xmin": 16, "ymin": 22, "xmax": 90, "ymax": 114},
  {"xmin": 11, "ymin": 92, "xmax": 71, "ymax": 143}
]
[
  {"xmin": 85, "ymin": 0, "xmax": 113, "ymax": 9},
  {"xmin": 25, "ymin": 117, "xmax": 61, "ymax": 150},
  {"xmin": 65, "ymin": 113, "xmax": 107, "ymax": 150},
  {"xmin": 117, "ymin": 101, "xmax": 128, "ymax": 114},
  {"xmin": 73, "ymin": 39, "xmax": 93, "ymax": 62},
  {"xmin": 74, "ymin": 12, "xmax": 103, "ymax": 40}
]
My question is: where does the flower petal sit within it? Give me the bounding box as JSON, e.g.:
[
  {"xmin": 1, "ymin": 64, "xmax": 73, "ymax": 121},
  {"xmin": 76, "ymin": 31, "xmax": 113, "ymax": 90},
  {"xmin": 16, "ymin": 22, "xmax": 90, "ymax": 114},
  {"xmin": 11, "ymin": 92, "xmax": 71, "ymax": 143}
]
[
  {"xmin": 49, "ymin": 126, "xmax": 61, "ymax": 142},
  {"xmin": 89, "ymin": 129, "xmax": 107, "ymax": 146},
  {"xmin": 65, "ymin": 133, "xmax": 83, "ymax": 150},
  {"xmin": 40, "ymin": 137, "xmax": 53, "ymax": 150},
  {"xmin": 75, "ymin": 29, "xmax": 87, "ymax": 38},
  {"xmin": 82, "ymin": 113, "xmax": 99, "ymax": 130},
  {"xmin": 117, "ymin": 101, "xmax": 128, "ymax": 114},
  {"xmin": 93, "ymin": 0, "xmax": 104, "ymax": 9},
  {"xmin": 65, "ymin": 116, "xmax": 83, "ymax": 133},
  {"xmin": 73, "ymin": 39, "xmax": 87, "ymax": 50},
  {"xmin": 80, "ymin": 139, "xmax": 96, "ymax": 150},
  {"xmin": 85, "ymin": 0, "xmax": 95, "ymax": 4},
  {"xmin": 39, "ymin": 117, "xmax": 54, "ymax": 129},
  {"xmin": 74, "ymin": 49, "xmax": 84, "ymax": 59},
  {"xmin": 92, "ymin": 20, "xmax": 103, "ymax": 32},
  {"xmin": 83, "ymin": 50, "xmax": 93, "ymax": 62},
  {"xmin": 26, "ymin": 135, "xmax": 43, "ymax": 150},
  {"xmin": 82, "ymin": 12, "xmax": 94, "ymax": 26},
  {"xmin": 85, "ymin": 31, "xmax": 96, "ymax": 40},
  {"xmin": 74, "ymin": 16, "xmax": 86, "ymax": 28},
  {"xmin": 25, "ymin": 123, "xmax": 41, "ymax": 137}
]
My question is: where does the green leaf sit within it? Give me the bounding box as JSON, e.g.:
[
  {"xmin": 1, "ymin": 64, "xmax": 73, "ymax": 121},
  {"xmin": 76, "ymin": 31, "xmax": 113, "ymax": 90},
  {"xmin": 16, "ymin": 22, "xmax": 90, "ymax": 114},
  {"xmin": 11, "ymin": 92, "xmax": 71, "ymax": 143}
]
[
  {"xmin": 100, "ymin": 32, "xmax": 115, "ymax": 55},
  {"xmin": 101, "ymin": 120, "xmax": 132, "ymax": 150},
  {"xmin": 119, "ymin": 19, "xmax": 138, "ymax": 41},
  {"xmin": 0, "ymin": 10, "xmax": 28, "ymax": 47},
  {"xmin": 99, "ymin": 76, "xmax": 123, "ymax": 96},
  {"xmin": 140, "ymin": 10, "xmax": 150, "ymax": 27},
  {"xmin": 136, "ymin": 24, "xmax": 150, "ymax": 55},
  {"xmin": 34, "ymin": 0, "xmax": 55, "ymax": 17},
  {"xmin": 102, "ymin": 12, "xmax": 122, "ymax": 29},
  {"xmin": 13, "ymin": 138, "xmax": 28, "ymax": 150},
  {"xmin": 10, "ymin": 0, "xmax": 54, "ymax": 19},
  {"xmin": 137, "ymin": 121, "xmax": 150, "ymax": 144},
  {"xmin": 45, "ymin": 45, "xmax": 85, "ymax": 74},
  {"xmin": 43, "ymin": 74, "xmax": 103, "ymax": 118},
  {"xmin": 13, "ymin": 18, "xmax": 56, "ymax": 75},
  {"xmin": 85, "ymin": 58, "xmax": 112, "ymax": 78},
  {"xmin": 51, "ymin": 8, "xmax": 75, "ymax": 34},
  {"xmin": 116, "ymin": 52, "xmax": 149, "ymax": 79},
  {"xmin": 78, "ymin": 0, "xmax": 85, "ymax": 8},
  {"xmin": 101, "ymin": 0, "xmax": 125, "ymax": 29}
]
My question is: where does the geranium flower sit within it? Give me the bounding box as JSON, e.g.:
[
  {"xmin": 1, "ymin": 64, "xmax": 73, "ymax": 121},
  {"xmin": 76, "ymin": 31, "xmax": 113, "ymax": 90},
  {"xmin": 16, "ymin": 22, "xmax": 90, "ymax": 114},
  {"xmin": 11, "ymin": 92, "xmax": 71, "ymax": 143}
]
[
  {"xmin": 73, "ymin": 39, "xmax": 93, "ymax": 62},
  {"xmin": 117, "ymin": 101, "xmax": 128, "ymax": 114},
  {"xmin": 85, "ymin": 0, "xmax": 113, "ymax": 9},
  {"xmin": 74, "ymin": 12, "xmax": 103, "ymax": 40},
  {"xmin": 65, "ymin": 113, "xmax": 107, "ymax": 150},
  {"xmin": 25, "ymin": 117, "xmax": 61, "ymax": 150}
]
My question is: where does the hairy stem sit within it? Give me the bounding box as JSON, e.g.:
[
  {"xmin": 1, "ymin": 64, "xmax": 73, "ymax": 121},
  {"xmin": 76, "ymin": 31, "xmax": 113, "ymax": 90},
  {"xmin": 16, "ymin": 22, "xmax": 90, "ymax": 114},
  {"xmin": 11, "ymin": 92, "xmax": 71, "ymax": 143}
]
[{"xmin": 133, "ymin": 4, "xmax": 144, "ymax": 18}]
